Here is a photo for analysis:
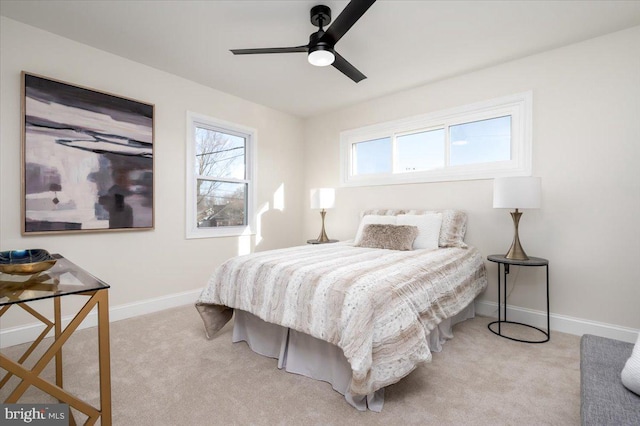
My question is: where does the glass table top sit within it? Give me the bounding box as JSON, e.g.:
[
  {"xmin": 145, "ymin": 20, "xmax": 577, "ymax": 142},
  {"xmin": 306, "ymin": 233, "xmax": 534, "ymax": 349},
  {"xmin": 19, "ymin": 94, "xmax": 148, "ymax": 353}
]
[{"xmin": 0, "ymin": 254, "xmax": 109, "ymax": 306}]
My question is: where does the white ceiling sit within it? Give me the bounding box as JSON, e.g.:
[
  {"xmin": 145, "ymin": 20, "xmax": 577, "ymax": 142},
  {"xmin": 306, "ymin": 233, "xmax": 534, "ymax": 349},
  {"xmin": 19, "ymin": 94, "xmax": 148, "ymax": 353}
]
[{"xmin": 2, "ymin": 0, "xmax": 640, "ymax": 118}]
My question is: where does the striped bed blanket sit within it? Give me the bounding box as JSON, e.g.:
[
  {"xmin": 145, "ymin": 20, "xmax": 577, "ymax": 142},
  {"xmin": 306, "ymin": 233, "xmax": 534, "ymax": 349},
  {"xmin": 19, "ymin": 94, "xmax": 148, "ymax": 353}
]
[{"xmin": 196, "ymin": 242, "xmax": 487, "ymax": 396}]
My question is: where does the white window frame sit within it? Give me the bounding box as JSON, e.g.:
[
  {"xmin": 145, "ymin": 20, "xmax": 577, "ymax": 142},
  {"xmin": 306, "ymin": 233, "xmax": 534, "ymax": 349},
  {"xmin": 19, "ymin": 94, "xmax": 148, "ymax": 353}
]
[
  {"xmin": 340, "ymin": 91, "xmax": 532, "ymax": 186},
  {"xmin": 186, "ymin": 111, "xmax": 256, "ymax": 239}
]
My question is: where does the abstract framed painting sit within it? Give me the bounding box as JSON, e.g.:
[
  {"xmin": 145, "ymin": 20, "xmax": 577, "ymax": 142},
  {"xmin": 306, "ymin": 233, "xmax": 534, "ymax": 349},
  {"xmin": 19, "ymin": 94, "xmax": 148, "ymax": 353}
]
[{"xmin": 21, "ymin": 72, "xmax": 154, "ymax": 234}]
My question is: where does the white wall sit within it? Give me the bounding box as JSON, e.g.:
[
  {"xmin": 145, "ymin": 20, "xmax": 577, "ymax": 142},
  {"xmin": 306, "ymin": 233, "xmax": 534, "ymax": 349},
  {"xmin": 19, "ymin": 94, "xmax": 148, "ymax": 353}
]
[
  {"xmin": 0, "ymin": 18, "xmax": 305, "ymax": 329},
  {"xmin": 303, "ymin": 26, "xmax": 640, "ymax": 331}
]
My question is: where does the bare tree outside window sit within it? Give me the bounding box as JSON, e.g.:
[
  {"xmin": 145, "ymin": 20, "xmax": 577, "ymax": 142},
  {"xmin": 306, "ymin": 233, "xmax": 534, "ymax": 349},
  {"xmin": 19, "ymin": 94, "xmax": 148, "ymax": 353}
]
[{"xmin": 195, "ymin": 127, "xmax": 247, "ymax": 228}]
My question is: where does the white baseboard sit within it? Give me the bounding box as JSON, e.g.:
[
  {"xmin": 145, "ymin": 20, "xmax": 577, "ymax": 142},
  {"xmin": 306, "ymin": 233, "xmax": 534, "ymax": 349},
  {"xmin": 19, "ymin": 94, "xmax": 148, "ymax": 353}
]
[
  {"xmin": 2, "ymin": 292, "xmax": 637, "ymax": 348},
  {"xmin": 0, "ymin": 289, "xmax": 202, "ymax": 348},
  {"xmin": 475, "ymin": 300, "xmax": 639, "ymax": 343}
]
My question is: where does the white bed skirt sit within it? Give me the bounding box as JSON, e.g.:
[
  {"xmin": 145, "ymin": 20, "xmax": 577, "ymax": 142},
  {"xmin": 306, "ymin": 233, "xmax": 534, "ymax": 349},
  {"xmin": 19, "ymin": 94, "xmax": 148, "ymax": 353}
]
[{"xmin": 232, "ymin": 303, "xmax": 476, "ymax": 412}]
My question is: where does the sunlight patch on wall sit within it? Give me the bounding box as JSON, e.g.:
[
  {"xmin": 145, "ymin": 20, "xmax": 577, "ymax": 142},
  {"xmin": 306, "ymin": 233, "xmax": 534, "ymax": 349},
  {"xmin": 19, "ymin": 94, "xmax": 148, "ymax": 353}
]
[
  {"xmin": 237, "ymin": 234, "xmax": 252, "ymax": 256},
  {"xmin": 254, "ymin": 201, "xmax": 269, "ymax": 246},
  {"xmin": 273, "ymin": 183, "xmax": 285, "ymax": 211}
]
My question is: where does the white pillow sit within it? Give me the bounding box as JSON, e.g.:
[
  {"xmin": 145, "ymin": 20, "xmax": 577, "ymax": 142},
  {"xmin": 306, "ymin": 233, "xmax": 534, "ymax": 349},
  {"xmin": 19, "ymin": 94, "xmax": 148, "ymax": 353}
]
[
  {"xmin": 397, "ymin": 213, "xmax": 442, "ymax": 250},
  {"xmin": 621, "ymin": 333, "xmax": 640, "ymax": 395},
  {"xmin": 354, "ymin": 215, "xmax": 397, "ymax": 245}
]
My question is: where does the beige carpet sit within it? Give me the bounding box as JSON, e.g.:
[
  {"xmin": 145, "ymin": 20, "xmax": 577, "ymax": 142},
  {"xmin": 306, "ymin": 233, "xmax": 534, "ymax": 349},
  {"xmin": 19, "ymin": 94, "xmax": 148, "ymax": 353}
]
[{"xmin": 1, "ymin": 305, "xmax": 581, "ymax": 425}]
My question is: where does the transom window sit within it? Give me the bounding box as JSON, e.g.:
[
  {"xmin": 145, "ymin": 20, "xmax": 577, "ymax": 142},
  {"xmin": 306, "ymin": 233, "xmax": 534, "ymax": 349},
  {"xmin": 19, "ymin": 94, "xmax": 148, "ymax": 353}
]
[
  {"xmin": 186, "ymin": 112, "xmax": 255, "ymax": 239},
  {"xmin": 341, "ymin": 92, "xmax": 532, "ymax": 186}
]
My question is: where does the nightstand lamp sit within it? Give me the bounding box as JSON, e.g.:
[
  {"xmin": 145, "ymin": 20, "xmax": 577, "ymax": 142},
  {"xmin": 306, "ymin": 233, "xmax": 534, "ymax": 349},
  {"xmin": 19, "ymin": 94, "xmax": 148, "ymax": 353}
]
[
  {"xmin": 310, "ymin": 188, "xmax": 335, "ymax": 243},
  {"xmin": 493, "ymin": 176, "xmax": 541, "ymax": 261}
]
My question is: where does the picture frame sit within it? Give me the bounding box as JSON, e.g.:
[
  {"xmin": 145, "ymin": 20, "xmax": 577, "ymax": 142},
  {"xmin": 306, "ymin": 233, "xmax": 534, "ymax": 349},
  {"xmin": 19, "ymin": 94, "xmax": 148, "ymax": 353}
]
[{"xmin": 21, "ymin": 72, "xmax": 154, "ymax": 234}]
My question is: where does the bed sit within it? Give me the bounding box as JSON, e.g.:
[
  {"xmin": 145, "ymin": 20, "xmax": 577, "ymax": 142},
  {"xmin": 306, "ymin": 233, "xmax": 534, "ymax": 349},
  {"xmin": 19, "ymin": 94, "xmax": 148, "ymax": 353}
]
[{"xmin": 196, "ymin": 209, "xmax": 487, "ymax": 411}]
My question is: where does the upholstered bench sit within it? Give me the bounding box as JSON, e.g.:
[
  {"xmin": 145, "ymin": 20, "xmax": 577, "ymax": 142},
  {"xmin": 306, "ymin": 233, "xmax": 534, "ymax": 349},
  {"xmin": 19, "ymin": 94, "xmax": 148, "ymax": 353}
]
[{"xmin": 580, "ymin": 334, "xmax": 640, "ymax": 425}]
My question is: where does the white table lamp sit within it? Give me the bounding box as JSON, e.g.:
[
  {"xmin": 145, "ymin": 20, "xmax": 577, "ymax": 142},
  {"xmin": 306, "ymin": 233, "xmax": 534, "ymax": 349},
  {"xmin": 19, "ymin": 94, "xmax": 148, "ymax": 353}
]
[
  {"xmin": 493, "ymin": 177, "xmax": 541, "ymax": 260},
  {"xmin": 310, "ymin": 188, "xmax": 335, "ymax": 243}
]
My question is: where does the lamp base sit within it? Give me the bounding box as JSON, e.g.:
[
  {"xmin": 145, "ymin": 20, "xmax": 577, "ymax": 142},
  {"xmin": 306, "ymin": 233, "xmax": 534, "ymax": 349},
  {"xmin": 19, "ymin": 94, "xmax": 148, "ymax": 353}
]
[
  {"xmin": 504, "ymin": 209, "xmax": 529, "ymax": 261},
  {"xmin": 307, "ymin": 239, "xmax": 339, "ymax": 245},
  {"xmin": 315, "ymin": 209, "xmax": 330, "ymax": 243}
]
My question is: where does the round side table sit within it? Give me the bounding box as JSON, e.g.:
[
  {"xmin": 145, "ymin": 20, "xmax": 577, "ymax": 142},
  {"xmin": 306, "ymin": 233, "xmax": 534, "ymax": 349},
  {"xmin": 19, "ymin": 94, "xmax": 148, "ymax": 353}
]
[{"xmin": 487, "ymin": 254, "xmax": 550, "ymax": 344}]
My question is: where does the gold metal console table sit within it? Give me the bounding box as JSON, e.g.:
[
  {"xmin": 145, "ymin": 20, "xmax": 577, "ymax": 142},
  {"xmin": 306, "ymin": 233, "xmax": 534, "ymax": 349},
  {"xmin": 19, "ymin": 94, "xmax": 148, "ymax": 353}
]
[{"xmin": 0, "ymin": 254, "xmax": 111, "ymax": 425}]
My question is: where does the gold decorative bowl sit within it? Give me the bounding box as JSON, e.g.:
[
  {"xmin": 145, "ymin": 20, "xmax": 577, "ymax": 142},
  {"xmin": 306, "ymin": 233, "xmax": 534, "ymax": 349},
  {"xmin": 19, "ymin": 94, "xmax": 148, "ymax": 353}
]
[{"xmin": 0, "ymin": 249, "xmax": 57, "ymax": 275}]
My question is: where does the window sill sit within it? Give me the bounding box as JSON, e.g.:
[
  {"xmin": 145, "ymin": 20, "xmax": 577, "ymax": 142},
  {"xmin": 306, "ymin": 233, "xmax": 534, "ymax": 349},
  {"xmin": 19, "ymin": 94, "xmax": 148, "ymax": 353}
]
[{"xmin": 186, "ymin": 226, "xmax": 254, "ymax": 239}]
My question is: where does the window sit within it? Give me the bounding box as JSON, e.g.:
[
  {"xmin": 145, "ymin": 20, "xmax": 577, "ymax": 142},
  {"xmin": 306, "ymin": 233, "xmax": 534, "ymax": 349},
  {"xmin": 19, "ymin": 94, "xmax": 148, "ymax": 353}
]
[
  {"xmin": 396, "ymin": 128, "xmax": 445, "ymax": 172},
  {"xmin": 341, "ymin": 92, "xmax": 532, "ymax": 186},
  {"xmin": 449, "ymin": 116, "xmax": 511, "ymax": 166},
  {"xmin": 186, "ymin": 112, "xmax": 255, "ymax": 238},
  {"xmin": 353, "ymin": 137, "xmax": 392, "ymax": 175}
]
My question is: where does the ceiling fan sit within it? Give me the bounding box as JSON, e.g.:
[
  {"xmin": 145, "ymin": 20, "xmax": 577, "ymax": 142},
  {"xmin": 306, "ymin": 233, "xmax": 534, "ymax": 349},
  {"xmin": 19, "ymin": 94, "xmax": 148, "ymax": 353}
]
[{"xmin": 230, "ymin": 0, "xmax": 376, "ymax": 83}]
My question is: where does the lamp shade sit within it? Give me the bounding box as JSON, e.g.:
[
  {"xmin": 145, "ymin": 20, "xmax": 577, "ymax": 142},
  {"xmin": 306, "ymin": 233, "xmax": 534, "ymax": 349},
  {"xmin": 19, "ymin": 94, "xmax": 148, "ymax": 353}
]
[
  {"xmin": 493, "ymin": 177, "xmax": 541, "ymax": 209},
  {"xmin": 310, "ymin": 188, "xmax": 335, "ymax": 209}
]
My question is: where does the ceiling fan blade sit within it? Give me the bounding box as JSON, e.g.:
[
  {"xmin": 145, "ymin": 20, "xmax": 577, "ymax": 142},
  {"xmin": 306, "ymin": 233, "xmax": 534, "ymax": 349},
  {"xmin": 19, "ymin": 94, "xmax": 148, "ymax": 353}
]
[
  {"xmin": 230, "ymin": 46, "xmax": 307, "ymax": 55},
  {"xmin": 332, "ymin": 51, "xmax": 366, "ymax": 83},
  {"xmin": 321, "ymin": 0, "xmax": 376, "ymax": 45}
]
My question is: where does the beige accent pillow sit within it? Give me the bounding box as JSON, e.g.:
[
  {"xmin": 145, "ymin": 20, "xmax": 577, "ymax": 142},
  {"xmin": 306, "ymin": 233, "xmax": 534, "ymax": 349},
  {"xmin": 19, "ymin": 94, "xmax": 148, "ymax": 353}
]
[
  {"xmin": 354, "ymin": 215, "xmax": 398, "ymax": 245},
  {"xmin": 355, "ymin": 224, "xmax": 418, "ymax": 251}
]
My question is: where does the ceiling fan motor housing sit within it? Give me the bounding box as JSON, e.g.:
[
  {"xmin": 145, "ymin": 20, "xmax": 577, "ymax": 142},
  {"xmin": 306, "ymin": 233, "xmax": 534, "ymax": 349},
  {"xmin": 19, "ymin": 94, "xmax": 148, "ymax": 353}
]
[{"xmin": 309, "ymin": 31, "xmax": 333, "ymax": 52}]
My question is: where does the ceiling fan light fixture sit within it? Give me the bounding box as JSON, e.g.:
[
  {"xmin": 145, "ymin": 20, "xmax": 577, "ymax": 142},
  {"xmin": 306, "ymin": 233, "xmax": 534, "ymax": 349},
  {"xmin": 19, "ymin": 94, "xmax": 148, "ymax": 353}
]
[{"xmin": 308, "ymin": 46, "xmax": 335, "ymax": 67}]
